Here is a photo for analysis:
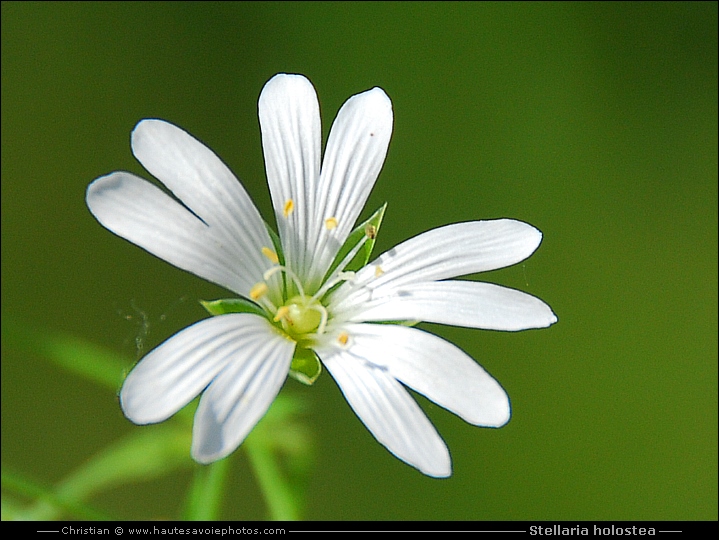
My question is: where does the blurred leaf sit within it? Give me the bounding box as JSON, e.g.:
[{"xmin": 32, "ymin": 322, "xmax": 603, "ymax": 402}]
[
  {"xmin": 18, "ymin": 425, "xmax": 192, "ymax": 520},
  {"xmin": 2, "ymin": 316, "xmax": 197, "ymax": 423},
  {"xmin": 1, "ymin": 470, "xmax": 112, "ymax": 521},
  {"xmin": 2, "ymin": 316, "xmax": 313, "ymax": 521},
  {"xmin": 2, "ymin": 316, "xmax": 127, "ymax": 391},
  {"xmin": 245, "ymin": 394, "xmax": 314, "ymax": 520}
]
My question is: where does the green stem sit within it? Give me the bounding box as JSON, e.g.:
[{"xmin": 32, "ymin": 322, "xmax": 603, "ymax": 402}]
[
  {"xmin": 244, "ymin": 437, "xmax": 299, "ymax": 521},
  {"xmin": 183, "ymin": 458, "xmax": 231, "ymax": 521}
]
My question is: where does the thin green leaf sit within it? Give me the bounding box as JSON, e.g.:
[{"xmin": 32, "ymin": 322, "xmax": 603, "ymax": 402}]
[
  {"xmin": 1, "ymin": 493, "xmax": 24, "ymax": 521},
  {"xmin": 2, "ymin": 316, "xmax": 128, "ymax": 391},
  {"xmin": 1, "ymin": 470, "xmax": 113, "ymax": 521},
  {"xmin": 2, "ymin": 317, "xmax": 197, "ymax": 424},
  {"xmin": 244, "ymin": 440, "xmax": 298, "ymax": 521},
  {"xmin": 20, "ymin": 425, "xmax": 192, "ymax": 520}
]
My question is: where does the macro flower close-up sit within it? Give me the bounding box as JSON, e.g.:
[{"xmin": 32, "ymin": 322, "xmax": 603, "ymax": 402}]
[{"xmin": 86, "ymin": 73, "xmax": 557, "ymax": 478}]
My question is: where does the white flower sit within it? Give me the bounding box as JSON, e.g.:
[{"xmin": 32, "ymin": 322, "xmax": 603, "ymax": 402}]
[{"xmin": 86, "ymin": 73, "xmax": 556, "ymax": 477}]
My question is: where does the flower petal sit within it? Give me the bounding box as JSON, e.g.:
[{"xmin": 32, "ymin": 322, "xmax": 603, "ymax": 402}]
[
  {"xmin": 258, "ymin": 74, "xmax": 321, "ymax": 285},
  {"xmin": 344, "ymin": 281, "xmax": 558, "ymax": 331},
  {"xmin": 130, "ymin": 119, "xmax": 275, "ymax": 297},
  {"xmin": 121, "ymin": 314, "xmax": 289, "ymax": 424},
  {"xmin": 87, "ymin": 172, "xmax": 260, "ymax": 297},
  {"xmin": 330, "ymin": 220, "xmax": 542, "ymax": 311},
  {"xmin": 305, "ymin": 86, "xmax": 393, "ymax": 289},
  {"xmin": 191, "ymin": 319, "xmax": 295, "ymax": 463},
  {"xmin": 318, "ymin": 345, "xmax": 451, "ymax": 477},
  {"xmin": 324, "ymin": 323, "xmax": 511, "ymax": 428}
]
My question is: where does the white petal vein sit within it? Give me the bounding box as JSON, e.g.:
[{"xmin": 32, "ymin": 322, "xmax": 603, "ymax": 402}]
[
  {"xmin": 259, "ymin": 74, "xmax": 321, "ymax": 284},
  {"xmin": 131, "ymin": 119, "xmax": 273, "ymax": 287},
  {"xmin": 121, "ymin": 314, "xmax": 291, "ymax": 425},
  {"xmin": 192, "ymin": 321, "xmax": 295, "ymax": 463},
  {"xmin": 318, "ymin": 345, "xmax": 451, "ymax": 477},
  {"xmin": 330, "ymin": 219, "xmax": 542, "ymax": 311},
  {"xmin": 87, "ymin": 172, "xmax": 261, "ymax": 298},
  {"xmin": 324, "ymin": 323, "xmax": 511, "ymax": 427},
  {"xmin": 344, "ymin": 280, "xmax": 558, "ymax": 331}
]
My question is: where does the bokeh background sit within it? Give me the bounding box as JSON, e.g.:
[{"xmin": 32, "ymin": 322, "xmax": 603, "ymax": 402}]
[{"xmin": 2, "ymin": 1, "xmax": 716, "ymax": 521}]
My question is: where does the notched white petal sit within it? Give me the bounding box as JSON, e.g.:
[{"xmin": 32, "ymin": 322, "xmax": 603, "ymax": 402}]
[
  {"xmin": 120, "ymin": 314, "xmax": 278, "ymax": 424},
  {"xmin": 319, "ymin": 347, "xmax": 451, "ymax": 477},
  {"xmin": 330, "ymin": 220, "xmax": 543, "ymax": 310},
  {"xmin": 86, "ymin": 172, "xmax": 254, "ymax": 297},
  {"xmin": 259, "ymin": 74, "xmax": 321, "ymax": 282},
  {"xmin": 130, "ymin": 120, "xmax": 272, "ymax": 282},
  {"xmin": 191, "ymin": 320, "xmax": 295, "ymax": 463},
  {"xmin": 306, "ymin": 87, "xmax": 394, "ymax": 285},
  {"xmin": 349, "ymin": 281, "xmax": 558, "ymax": 331},
  {"xmin": 333, "ymin": 323, "xmax": 511, "ymax": 428}
]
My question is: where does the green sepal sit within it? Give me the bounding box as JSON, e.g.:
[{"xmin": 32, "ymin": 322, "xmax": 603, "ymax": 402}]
[
  {"xmin": 359, "ymin": 202, "xmax": 387, "ymax": 267},
  {"xmin": 323, "ymin": 202, "xmax": 387, "ymax": 282},
  {"xmin": 375, "ymin": 319, "xmax": 420, "ymax": 327},
  {"xmin": 288, "ymin": 347, "xmax": 322, "ymax": 386},
  {"xmin": 200, "ymin": 298, "xmax": 266, "ymax": 318}
]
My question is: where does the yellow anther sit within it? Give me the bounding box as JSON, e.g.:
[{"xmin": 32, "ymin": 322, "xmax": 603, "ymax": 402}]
[
  {"xmin": 375, "ymin": 265, "xmax": 384, "ymax": 277},
  {"xmin": 249, "ymin": 282, "xmax": 268, "ymax": 300},
  {"xmin": 338, "ymin": 332, "xmax": 349, "ymax": 346},
  {"xmin": 283, "ymin": 199, "xmax": 295, "ymax": 217},
  {"xmin": 273, "ymin": 306, "xmax": 290, "ymax": 322},
  {"xmin": 324, "ymin": 217, "xmax": 338, "ymax": 230},
  {"xmin": 261, "ymin": 246, "xmax": 279, "ymax": 264},
  {"xmin": 365, "ymin": 223, "xmax": 377, "ymax": 239}
]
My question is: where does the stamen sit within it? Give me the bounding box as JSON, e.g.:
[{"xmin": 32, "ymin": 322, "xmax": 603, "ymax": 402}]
[
  {"xmin": 283, "ymin": 199, "xmax": 294, "ymax": 217},
  {"xmin": 309, "ymin": 304, "xmax": 329, "ymax": 335},
  {"xmin": 324, "ymin": 217, "xmax": 338, "ymax": 230},
  {"xmin": 273, "ymin": 305, "xmax": 290, "ymax": 322},
  {"xmin": 250, "ymin": 282, "xmax": 268, "ymax": 300},
  {"xmin": 311, "ymin": 271, "xmax": 356, "ymax": 302},
  {"xmin": 263, "ymin": 266, "xmax": 282, "ymax": 281},
  {"xmin": 365, "ymin": 224, "xmax": 377, "ymax": 239},
  {"xmin": 314, "ymin": 234, "xmax": 369, "ymax": 301},
  {"xmin": 375, "ymin": 265, "xmax": 384, "ymax": 277},
  {"xmin": 264, "ymin": 265, "xmax": 306, "ymax": 298},
  {"xmin": 337, "ymin": 332, "xmax": 349, "ymax": 346},
  {"xmin": 261, "ymin": 247, "xmax": 279, "ymax": 264}
]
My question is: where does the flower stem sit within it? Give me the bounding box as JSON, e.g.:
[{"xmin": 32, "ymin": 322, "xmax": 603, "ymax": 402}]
[
  {"xmin": 245, "ymin": 436, "xmax": 300, "ymax": 521},
  {"xmin": 183, "ymin": 458, "xmax": 230, "ymax": 520}
]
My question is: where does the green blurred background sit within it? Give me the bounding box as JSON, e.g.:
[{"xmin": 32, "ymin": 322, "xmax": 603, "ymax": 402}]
[{"xmin": 2, "ymin": 1, "xmax": 717, "ymax": 520}]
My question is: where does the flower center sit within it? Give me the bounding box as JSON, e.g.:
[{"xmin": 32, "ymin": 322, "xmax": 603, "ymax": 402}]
[
  {"xmin": 251, "ymin": 259, "xmax": 331, "ymax": 341},
  {"xmin": 275, "ymin": 295, "xmax": 324, "ymax": 337},
  {"xmin": 250, "ymin": 211, "xmax": 376, "ymax": 343}
]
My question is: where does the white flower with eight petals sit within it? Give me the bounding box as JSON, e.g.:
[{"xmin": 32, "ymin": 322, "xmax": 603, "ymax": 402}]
[{"xmin": 86, "ymin": 73, "xmax": 556, "ymax": 477}]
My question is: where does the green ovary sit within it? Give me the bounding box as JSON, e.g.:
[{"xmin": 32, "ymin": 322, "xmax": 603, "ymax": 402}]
[{"xmin": 279, "ymin": 295, "xmax": 323, "ymax": 336}]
